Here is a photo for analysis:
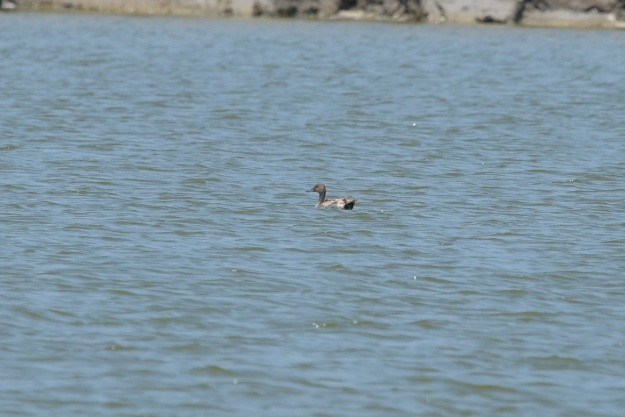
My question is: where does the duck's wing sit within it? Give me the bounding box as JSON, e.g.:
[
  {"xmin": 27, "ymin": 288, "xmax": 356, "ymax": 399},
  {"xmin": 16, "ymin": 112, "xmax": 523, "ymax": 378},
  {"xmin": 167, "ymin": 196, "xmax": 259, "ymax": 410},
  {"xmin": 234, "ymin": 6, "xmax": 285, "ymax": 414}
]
[{"xmin": 316, "ymin": 198, "xmax": 357, "ymax": 210}]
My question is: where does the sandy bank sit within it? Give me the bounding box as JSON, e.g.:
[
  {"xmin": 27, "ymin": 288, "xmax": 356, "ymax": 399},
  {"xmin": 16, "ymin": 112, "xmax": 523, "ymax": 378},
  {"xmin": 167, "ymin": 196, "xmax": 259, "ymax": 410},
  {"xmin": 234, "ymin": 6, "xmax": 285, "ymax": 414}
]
[{"xmin": 7, "ymin": 0, "xmax": 625, "ymax": 29}]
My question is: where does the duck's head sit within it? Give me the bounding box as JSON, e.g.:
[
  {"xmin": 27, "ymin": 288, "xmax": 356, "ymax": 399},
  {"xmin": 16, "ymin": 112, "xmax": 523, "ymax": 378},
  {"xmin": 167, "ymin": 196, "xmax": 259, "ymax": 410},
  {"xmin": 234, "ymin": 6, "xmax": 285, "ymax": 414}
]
[{"xmin": 307, "ymin": 184, "xmax": 326, "ymax": 194}]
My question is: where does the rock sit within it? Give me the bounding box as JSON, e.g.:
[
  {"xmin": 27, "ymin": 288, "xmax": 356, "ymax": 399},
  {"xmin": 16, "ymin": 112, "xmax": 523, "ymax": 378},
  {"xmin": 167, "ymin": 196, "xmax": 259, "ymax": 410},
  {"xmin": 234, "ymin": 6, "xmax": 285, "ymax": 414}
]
[
  {"xmin": 422, "ymin": 0, "xmax": 518, "ymax": 24},
  {"xmin": 253, "ymin": 0, "xmax": 423, "ymax": 21},
  {"xmin": 515, "ymin": 0, "xmax": 625, "ymax": 26},
  {"xmin": 476, "ymin": 15, "xmax": 508, "ymax": 23},
  {"xmin": 521, "ymin": 7, "xmax": 621, "ymax": 26},
  {"xmin": 252, "ymin": 0, "xmax": 339, "ymax": 17},
  {"xmin": 1, "ymin": 0, "xmax": 17, "ymax": 10},
  {"xmin": 531, "ymin": 0, "xmax": 619, "ymax": 13},
  {"xmin": 334, "ymin": 9, "xmax": 370, "ymax": 19}
]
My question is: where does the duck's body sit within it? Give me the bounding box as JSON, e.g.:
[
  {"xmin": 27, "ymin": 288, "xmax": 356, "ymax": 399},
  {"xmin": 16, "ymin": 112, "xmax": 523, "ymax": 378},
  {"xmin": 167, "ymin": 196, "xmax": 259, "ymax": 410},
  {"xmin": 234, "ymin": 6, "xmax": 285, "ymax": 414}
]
[{"xmin": 308, "ymin": 184, "xmax": 357, "ymax": 210}]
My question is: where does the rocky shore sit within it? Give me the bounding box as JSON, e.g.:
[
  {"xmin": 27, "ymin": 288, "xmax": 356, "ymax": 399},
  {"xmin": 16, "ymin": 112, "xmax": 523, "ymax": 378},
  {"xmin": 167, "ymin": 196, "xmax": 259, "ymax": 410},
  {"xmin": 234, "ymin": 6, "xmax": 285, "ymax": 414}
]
[{"xmin": 8, "ymin": 0, "xmax": 625, "ymax": 28}]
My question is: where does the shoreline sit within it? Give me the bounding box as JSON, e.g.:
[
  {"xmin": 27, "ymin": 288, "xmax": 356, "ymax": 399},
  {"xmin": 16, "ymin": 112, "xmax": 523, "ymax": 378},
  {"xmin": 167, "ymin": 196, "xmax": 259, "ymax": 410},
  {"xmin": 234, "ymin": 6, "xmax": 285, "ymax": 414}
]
[{"xmin": 4, "ymin": 0, "xmax": 625, "ymax": 29}]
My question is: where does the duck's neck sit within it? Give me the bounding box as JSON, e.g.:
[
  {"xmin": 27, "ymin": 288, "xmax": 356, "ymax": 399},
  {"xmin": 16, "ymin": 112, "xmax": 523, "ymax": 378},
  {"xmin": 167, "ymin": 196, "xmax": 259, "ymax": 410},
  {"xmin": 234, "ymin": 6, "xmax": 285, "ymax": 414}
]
[{"xmin": 318, "ymin": 190, "xmax": 326, "ymax": 203}]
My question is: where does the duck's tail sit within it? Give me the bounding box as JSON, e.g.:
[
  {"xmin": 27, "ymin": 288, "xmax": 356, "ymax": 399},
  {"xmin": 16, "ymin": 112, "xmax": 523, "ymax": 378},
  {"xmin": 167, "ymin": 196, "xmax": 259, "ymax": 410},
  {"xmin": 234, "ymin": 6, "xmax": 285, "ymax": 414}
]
[{"xmin": 344, "ymin": 199, "xmax": 357, "ymax": 210}]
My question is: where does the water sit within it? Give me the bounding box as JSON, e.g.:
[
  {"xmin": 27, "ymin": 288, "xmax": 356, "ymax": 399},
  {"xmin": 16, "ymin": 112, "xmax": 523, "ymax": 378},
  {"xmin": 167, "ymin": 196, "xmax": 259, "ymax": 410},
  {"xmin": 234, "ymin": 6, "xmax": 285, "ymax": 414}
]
[{"xmin": 2, "ymin": 12, "xmax": 625, "ymax": 416}]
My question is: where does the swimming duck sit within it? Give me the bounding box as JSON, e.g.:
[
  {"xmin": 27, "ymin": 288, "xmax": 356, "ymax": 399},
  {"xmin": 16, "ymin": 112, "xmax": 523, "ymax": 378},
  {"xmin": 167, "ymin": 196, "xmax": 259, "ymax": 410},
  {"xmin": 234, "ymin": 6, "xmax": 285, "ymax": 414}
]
[{"xmin": 307, "ymin": 184, "xmax": 357, "ymax": 210}]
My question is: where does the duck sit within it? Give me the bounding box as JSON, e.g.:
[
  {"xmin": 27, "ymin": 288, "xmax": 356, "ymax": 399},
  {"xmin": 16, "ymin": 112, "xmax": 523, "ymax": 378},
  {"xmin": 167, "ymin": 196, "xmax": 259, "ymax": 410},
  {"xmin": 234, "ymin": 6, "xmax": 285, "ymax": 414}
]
[{"xmin": 307, "ymin": 184, "xmax": 357, "ymax": 210}]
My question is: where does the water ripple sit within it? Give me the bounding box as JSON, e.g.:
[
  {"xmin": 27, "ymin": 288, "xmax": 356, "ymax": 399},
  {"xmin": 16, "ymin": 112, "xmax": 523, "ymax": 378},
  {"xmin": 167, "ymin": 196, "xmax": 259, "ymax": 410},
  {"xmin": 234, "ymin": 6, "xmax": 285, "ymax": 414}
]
[{"xmin": 2, "ymin": 13, "xmax": 625, "ymax": 417}]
